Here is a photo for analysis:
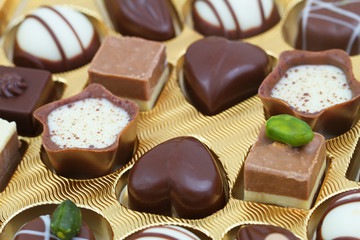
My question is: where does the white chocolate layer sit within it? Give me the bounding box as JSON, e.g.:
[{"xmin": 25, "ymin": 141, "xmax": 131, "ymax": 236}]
[
  {"xmin": 16, "ymin": 5, "xmax": 95, "ymax": 61},
  {"xmin": 244, "ymin": 159, "xmax": 326, "ymax": 210},
  {"xmin": 0, "ymin": 118, "xmax": 16, "ymax": 152},
  {"xmin": 48, "ymin": 98, "xmax": 130, "ymax": 149},
  {"xmin": 194, "ymin": 0, "xmax": 275, "ymax": 31},
  {"xmin": 271, "ymin": 65, "xmax": 352, "ymax": 113}
]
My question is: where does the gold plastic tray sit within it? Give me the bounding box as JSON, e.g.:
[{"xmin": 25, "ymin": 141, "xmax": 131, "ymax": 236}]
[{"xmin": 0, "ymin": 0, "xmax": 359, "ymax": 239}]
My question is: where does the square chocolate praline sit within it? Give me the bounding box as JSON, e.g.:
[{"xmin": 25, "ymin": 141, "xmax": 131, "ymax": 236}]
[
  {"xmin": 88, "ymin": 35, "xmax": 168, "ymax": 111},
  {"xmin": 0, "ymin": 66, "xmax": 54, "ymax": 136},
  {"xmin": 244, "ymin": 125, "xmax": 326, "ymax": 210}
]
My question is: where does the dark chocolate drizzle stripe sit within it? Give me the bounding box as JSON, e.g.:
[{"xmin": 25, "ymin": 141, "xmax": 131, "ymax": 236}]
[
  {"xmin": 131, "ymin": 226, "xmax": 199, "ymax": 240},
  {"xmin": 316, "ymin": 189, "xmax": 360, "ymax": 240},
  {"xmin": 42, "ymin": 5, "xmax": 88, "ymax": 63},
  {"xmin": 26, "ymin": 15, "xmax": 69, "ymax": 70},
  {"xmin": 223, "ymin": 0, "xmax": 241, "ymax": 37},
  {"xmin": 258, "ymin": 0, "xmax": 266, "ymax": 32},
  {"xmin": 195, "ymin": 0, "xmax": 227, "ymax": 37}
]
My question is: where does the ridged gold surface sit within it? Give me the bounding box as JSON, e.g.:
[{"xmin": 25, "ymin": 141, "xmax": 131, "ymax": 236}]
[{"xmin": 0, "ymin": 0, "xmax": 359, "ymax": 239}]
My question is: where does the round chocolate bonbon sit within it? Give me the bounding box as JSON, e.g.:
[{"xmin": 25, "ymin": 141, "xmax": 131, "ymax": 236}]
[
  {"xmin": 127, "ymin": 225, "xmax": 200, "ymax": 240},
  {"xmin": 237, "ymin": 225, "xmax": 299, "ymax": 240},
  {"xmin": 191, "ymin": 0, "xmax": 280, "ymax": 39},
  {"xmin": 13, "ymin": 5, "xmax": 100, "ymax": 73}
]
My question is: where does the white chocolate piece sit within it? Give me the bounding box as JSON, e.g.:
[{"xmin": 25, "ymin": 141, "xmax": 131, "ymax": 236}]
[
  {"xmin": 194, "ymin": 0, "xmax": 275, "ymax": 31},
  {"xmin": 48, "ymin": 98, "xmax": 130, "ymax": 149},
  {"xmin": 271, "ymin": 65, "xmax": 352, "ymax": 113},
  {"xmin": 265, "ymin": 233, "xmax": 290, "ymax": 240},
  {"xmin": 318, "ymin": 191, "xmax": 360, "ymax": 239},
  {"xmin": 130, "ymin": 225, "xmax": 200, "ymax": 240},
  {"xmin": 0, "ymin": 118, "xmax": 16, "ymax": 151},
  {"xmin": 16, "ymin": 5, "xmax": 95, "ymax": 61}
]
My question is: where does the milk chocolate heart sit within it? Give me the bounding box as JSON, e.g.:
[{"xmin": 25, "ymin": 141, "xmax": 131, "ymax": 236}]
[
  {"xmin": 183, "ymin": 37, "xmax": 271, "ymax": 115},
  {"xmin": 128, "ymin": 137, "xmax": 226, "ymax": 219},
  {"xmin": 104, "ymin": 0, "xmax": 175, "ymax": 41}
]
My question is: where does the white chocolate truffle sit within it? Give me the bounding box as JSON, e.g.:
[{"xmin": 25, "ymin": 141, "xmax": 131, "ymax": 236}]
[
  {"xmin": 0, "ymin": 118, "xmax": 16, "ymax": 151},
  {"xmin": 14, "ymin": 5, "xmax": 100, "ymax": 73},
  {"xmin": 271, "ymin": 65, "xmax": 352, "ymax": 113},
  {"xmin": 47, "ymin": 98, "xmax": 130, "ymax": 149},
  {"xmin": 317, "ymin": 190, "xmax": 360, "ymax": 239},
  {"xmin": 129, "ymin": 225, "xmax": 200, "ymax": 240}
]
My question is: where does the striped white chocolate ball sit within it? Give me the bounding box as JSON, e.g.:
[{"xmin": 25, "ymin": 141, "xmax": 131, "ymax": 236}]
[
  {"xmin": 0, "ymin": 118, "xmax": 16, "ymax": 152},
  {"xmin": 47, "ymin": 98, "xmax": 130, "ymax": 149},
  {"xmin": 129, "ymin": 225, "xmax": 200, "ymax": 240},
  {"xmin": 271, "ymin": 65, "xmax": 352, "ymax": 113}
]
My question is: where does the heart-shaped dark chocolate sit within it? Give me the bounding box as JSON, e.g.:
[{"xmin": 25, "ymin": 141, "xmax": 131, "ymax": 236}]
[
  {"xmin": 183, "ymin": 37, "xmax": 271, "ymax": 115},
  {"xmin": 128, "ymin": 137, "xmax": 226, "ymax": 219},
  {"xmin": 104, "ymin": 0, "xmax": 175, "ymax": 41}
]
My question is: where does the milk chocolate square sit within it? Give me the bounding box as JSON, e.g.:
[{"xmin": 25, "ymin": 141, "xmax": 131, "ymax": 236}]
[
  {"xmin": 88, "ymin": 36, "xmax": 168, "ymax": 111},
  {"xmin": 244, "ymin": 125, "xmax": 326, "ymax": 209},
  {"xmin": 0, "ymin": 65, "xmax": 54, "ymax": 136}
]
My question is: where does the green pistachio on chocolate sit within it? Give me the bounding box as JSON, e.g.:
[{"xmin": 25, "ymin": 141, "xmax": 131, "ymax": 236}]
[
  {"xmin": 265, "ymin": 114, "xmax": 314, "ymax": 147},
  {"xmin": 51, "ymin": 199, "xmax": 82, "ymax": 240}
]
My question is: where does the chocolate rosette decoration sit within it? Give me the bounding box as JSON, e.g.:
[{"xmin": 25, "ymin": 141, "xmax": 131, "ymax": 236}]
[{"xmin": 0, "ymin": 72, "xmax": 27, "ymax": 98}]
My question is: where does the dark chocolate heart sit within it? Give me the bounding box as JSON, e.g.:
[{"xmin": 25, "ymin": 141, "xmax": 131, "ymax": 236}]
[
  {"xmin": 183, "ymin": 37, "xmax": 271, "ymax": 115},
  {"xmin": 104, "ymin": 0, "xmax": 175, "ymax": 41},
  {"xmin": 128, "ymin": 137, "xmax": 226, "ymax": 219}
]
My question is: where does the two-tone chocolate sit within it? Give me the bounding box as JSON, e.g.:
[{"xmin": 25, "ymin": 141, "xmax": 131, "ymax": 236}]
[
  {"xmin": 258, "ymin": 49, "xmax": 360, "ymax": 139},
  {"xmin": 183, "ymin": 37, "xmax": 271, "ymax": 115},
  {"xmin": 88, "ymin": 35, "xmax": 169, "ymax": 111},
  {"xmin": 127, "ymin": 225, "xmax": 200, "ymax": 240},
  {"xmin": 0, "ymin": 65, "xmax": 54, "ymax": 136},
  {"xmin": 14, "ymin": 215, "xmax": 94, "ymax": 240},
  {"xmin": 128, "ymin": 137, "xmax": 227, "ymax": 219},
  {"xmin": 104, "ymin": 0, "xmax": 175, "ymax": 41},
  {"xmin": 13, "ymin": 5, "xmax": 100, "ymax": 73},
  {"xmin": 191, "ymin": 0, "xmax": 280, "ymax": 39},
  {"xmin": 295, "ymin": 0, "xmax": 360, "ymax": 56},
  {"xmin": 315, "ymin": 189, "xmax": 360, "ymax": 239},
  {"xmin": 0, "ymin": 118, "xmax": 20, "ymax": 192},
  {"xmin": 237, "ymin": 225, "xmax": 299, "ymax": 240},
  {"xmin": 244, "ymin": 124, "xmax": 326, "ymax": 210},
  {"xmin": 33, "ymin": 83, "xmax": 139, "ymax": 179}
]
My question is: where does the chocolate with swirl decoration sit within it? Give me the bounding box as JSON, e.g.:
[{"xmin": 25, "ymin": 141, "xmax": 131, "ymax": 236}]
[
  {"xmin": 237, "ymin": 225, "xmax": 299, "ymax": 240},
  {"xmin": 0, "ymin": 72, "xmax": 27, "ymax": 98},
  {"xmin": 127, "ymin": 225, "xmax": 201, "ymax": 240},
  {"xmin": 0, "ymin": 66, "xmax": 54, "ymax": 136},
  {"xmin": 191, "ymin": 0, "xmax": 280, "ymax": 39},
  {"xmin": 295, "ymin": 0, "xmax": 360, "ymax": 56}
]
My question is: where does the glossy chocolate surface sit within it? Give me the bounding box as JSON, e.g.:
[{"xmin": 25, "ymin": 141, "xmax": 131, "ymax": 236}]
[
  {"xmin": 316, "ymin": 189, "xmax": 360, "ymax": 239},
  {"xmin": 258, "ymin": 49, "xmax": 360, "ymax": 139},
  {"xmin": 237, "ymin": 225, "xmax": 299, "ymax": 240},
  {"xmin": 244, "ymin": 125, "xmax": 325, "ymax": 201},
  {"xmin": 192, "ymin": 0, "xmax": 280, "ymax": 40},
  {"xmin": 128, "ymin": 137, "xmax": 226, "ymax": 219},
  {"xmin": 14, "ymin": 215, "xmax": 94, "ymax": 240},
  {"xmin": 183, "ymin": 37, "xmax": 271, "ymax": 115},
  {"xmin": 295, "ymin": 0, "xmax": 360, "ymax": 56},
  {"xmin": 13, "ymin": 5, "xmax": 100, "ymax": 73},
  {"xmin": 0, "ymin": 65, "xmax": 54, "ymax": 136},
  {"xmin": 127, "ymin": 225, "xmax": 200, "ymax": 240},
  {"xmin": 33, "ymin": 83, "xmax": 139, "ymax": 179},
  {"xmin": 88, "ymin": 36, "xmax": 167, "ymax": 101},
  {"xmin": 104, "ymin": 0, "xmax": 175, "ymax": 41}
]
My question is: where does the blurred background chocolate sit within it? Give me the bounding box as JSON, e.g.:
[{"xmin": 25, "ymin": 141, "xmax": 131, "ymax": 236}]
[
  {"xmin": 295, "ymin": 0, "xmax": 360, "ymax": 56},
  {"xmin": 104, "ymin": 0, "xmax": 176, "ymax": 41},
  {"xmin": 191, "ymin": 0, "xmax": 280, "ymax": 39},
  {"xmin": 237, "ymin": 225, "xmax": 299, "ymax": 240},
  {"xmin": 0, "ymin": 65, "xmax": 54, "ymax": 136},
  {"xmin": 13, "ymin": 5, "xmax": 100, "ymax": 73},
  {"xmin": 183, "ymin": 36, "xmax": 271, "ymax": 115}
]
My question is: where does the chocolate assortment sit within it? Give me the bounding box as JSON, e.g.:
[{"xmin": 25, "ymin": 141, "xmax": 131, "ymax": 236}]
[{"xmin": 0, "ymin": 0, "xmax": 360, "ymax": 240}]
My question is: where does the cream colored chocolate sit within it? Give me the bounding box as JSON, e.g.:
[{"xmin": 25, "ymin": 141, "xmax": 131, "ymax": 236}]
[
  {"xmin": 271, "ymin": 65, "xmax": 352, "ymax": 113},
  {"xmin": 244, "ymin": 125, "xmax": 326, "ymax": 209},
  {"xmin": 88, "ymin": 36, "xmax": 168, "ymax": 111},
  {"xmin": 47, "ymin": 98, "xmax": 130, "ymax": 149},
  {"xmin": 0, "ymin": 118, "xmax": 20, "ymax": 191}
]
